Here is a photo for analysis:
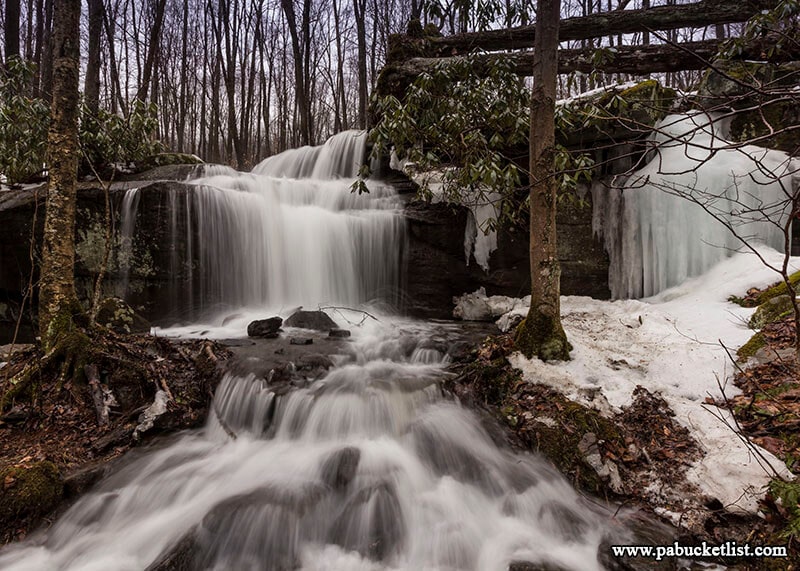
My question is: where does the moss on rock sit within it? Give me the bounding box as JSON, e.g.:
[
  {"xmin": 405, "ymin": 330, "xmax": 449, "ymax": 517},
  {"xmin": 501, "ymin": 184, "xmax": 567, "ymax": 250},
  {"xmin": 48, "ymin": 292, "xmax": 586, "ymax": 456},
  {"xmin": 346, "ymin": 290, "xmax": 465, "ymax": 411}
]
[
  {"xmin": 749, "ymin": 294, "xmax": 796, "ymax": 329},
  {"xmin": 737, "ymin": 331, "xmax": 767, "ymax": 360},
  {"xmin": 0, "ymin": 461, "xmax": 63, "ymax": 529}
]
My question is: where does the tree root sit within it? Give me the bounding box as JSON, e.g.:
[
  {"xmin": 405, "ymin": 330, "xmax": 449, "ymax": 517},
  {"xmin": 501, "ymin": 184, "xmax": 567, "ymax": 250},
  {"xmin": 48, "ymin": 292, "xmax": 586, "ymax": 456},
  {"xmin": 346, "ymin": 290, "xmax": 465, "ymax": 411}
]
[{"xmin": 1, "ymin": 329, "xmax": 93, "ymax": 412}]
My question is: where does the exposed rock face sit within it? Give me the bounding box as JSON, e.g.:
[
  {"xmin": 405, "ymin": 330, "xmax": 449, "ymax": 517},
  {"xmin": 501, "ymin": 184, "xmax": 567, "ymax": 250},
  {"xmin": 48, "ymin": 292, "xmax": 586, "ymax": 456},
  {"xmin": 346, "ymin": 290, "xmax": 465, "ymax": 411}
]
[{"xmin": 402, "ymin": 195, "xmax": 610, "ymax": 318}]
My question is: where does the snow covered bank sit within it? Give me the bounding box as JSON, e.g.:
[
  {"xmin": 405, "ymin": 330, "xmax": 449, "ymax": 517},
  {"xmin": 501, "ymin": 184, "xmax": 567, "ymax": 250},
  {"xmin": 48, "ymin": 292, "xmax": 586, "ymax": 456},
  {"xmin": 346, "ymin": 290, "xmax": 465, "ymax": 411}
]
[{"xmin": 458, "ymin": 248, "xmax": 796, "ymax": 515}]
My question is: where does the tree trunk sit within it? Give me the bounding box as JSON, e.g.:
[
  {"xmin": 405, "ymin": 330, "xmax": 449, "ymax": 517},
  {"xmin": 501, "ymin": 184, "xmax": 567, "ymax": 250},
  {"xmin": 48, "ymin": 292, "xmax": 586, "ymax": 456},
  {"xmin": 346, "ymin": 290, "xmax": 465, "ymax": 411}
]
[
  {"xmin": 136, "ymin": 0, "xmax": 168, "ymax": 102},
  {"xmin": 39, "ymin": 0, "xmax": 83, "ymax": 352},
  {"xmin": 515, "ymin": 0, "xmax": 570, "ymax": 361},
  {"xmin": 84, "ymin": 0, "xmax": 104, "ymax": 113},
  {"xmin": 4, "ymin": 0, "xmax": 21, "ymax": 65},
  {"xmin": 281, "ymin": 0, "xmax": 312, "ymax": 145},
  {"xmin": 354, "ymin": 0, "xmax": 368, "ymax": 129}
]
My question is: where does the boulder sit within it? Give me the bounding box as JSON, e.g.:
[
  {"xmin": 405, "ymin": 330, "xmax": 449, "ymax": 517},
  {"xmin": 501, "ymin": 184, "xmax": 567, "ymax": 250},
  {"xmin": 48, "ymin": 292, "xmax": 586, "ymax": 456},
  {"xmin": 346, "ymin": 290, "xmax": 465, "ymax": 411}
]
[
  {"xmin": 319, "ymin": 446, "xmax": 361, "ymax": 490},
  {"xmin": 749, "ymin": 294, "xmax": 795, "ymax": 329},
  {"xmin": 0, "ymin": 461, "xmax": 63, "ymax": 531},
  {"xmin": 96, "ymin": 296, "xmax": 151, "ymax": 334},
  {"xmin": 247, "ymin": 317, "xmax": 283, "ymax": 338},
  {"xmin": 328, "ymin": 328, "xmax": 351, "ymax": 338},
  {"xmin": 284, "ymin": 310, "xmax": 338, "ymax": 331}
]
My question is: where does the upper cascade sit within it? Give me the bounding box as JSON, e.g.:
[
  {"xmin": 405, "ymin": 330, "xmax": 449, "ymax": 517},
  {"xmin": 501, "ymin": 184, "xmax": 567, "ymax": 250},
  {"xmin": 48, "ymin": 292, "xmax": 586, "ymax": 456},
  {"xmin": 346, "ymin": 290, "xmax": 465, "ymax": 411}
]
[{"xmin": 252, "ymin": 130, "xmax": 368, "ymax": 179}]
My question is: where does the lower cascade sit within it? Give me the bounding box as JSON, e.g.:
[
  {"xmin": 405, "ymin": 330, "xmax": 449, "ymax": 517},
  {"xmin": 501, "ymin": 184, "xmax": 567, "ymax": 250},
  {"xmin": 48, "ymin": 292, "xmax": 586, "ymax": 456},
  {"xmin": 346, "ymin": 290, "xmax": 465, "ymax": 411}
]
[
  {"xmin": 0, "ymin": 324, "xmax": 630, "ymax": 571},
  {"xmin": 0, "ymin": 132, "xmax": 635, "ymax": 570}
]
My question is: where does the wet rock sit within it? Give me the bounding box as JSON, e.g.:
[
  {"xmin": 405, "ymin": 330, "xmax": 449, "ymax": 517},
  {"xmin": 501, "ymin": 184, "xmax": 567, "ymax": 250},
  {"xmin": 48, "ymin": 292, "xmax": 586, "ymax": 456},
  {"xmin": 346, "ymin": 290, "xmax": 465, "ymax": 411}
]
[
  {"xmin": 146, "ymin": 530, "xmax": 198, "ymax": 571},
  {"xmin": 298, "ymin": 354, "xmax": 334, "ymax": 371},
  {"xmin": 320, "ymin": 446, "xmax": 361, "ymax": 490},
  {"xmin": 331, "ymin": 480, "xmax": 405, "ymax": 561},
  {"xmin": 509, "ymin": 563, "xmax": 570, "ymax": 571},
  {"xmin": 285, "ymin": 310, "xmax": 339, "ymax": 331},
  {"xmin": 196, "ymin": 484, "xmax": 328, "ymax": 570},
  {"xmin": 328, "ymin": 328, "xmax": 351, "ymax": 338},
  {"xmin": 95, "ymin": 296, "xmax": 151, "ymax": 334},
  {"xmin": 538, "ymin": 502, "xmax": 589, "ymax": 542},
  {"xmin": 63, "ymin": 460, "xmax": 113, "ymax": 497},
  {"xmin": 247, "ymin": 317, "xmax": 283, "ymax": 338},
  {"xmin": 289, "ymin": 337, "xmax": 313, "ymax": 345}
]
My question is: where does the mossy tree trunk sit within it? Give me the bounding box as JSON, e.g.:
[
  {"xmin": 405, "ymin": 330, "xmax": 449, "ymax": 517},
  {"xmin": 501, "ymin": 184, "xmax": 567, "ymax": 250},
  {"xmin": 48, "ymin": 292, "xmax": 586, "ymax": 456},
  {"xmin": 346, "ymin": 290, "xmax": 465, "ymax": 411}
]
[
  {"xmin": 39, "ymin": 0, "xmax": 83, "ymax": 352},
  {"xmin": 515, "ymin": 0, "xmax": 571, "ymax": 361}
]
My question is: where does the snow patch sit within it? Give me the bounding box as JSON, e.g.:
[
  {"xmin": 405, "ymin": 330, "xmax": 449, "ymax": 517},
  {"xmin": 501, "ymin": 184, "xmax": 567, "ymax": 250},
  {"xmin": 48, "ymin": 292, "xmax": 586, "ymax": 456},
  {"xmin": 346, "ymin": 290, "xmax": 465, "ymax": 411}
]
[{"xmin": 503, "ymin": 248, "xmax": 796, "ymax": 513}]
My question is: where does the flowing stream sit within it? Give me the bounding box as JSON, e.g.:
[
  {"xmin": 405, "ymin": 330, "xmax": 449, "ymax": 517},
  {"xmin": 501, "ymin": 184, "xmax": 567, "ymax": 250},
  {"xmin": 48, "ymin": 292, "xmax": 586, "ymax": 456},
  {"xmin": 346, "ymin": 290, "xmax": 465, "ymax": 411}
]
[{"xmin": 0, "ymin": 132, "xmax": 635, "ymax": 570}]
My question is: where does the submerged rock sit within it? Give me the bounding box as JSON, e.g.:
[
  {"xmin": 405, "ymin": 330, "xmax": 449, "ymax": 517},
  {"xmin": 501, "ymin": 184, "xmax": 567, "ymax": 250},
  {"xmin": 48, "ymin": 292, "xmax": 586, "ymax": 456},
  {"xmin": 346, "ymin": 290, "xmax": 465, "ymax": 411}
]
[
  {"xmin": 285, "ymin": 310, "xmax": 339, "ymax": 331},
  {"xmin": 320, "ymin": 446, "xmax": 361, "ymax": 490},
  {"xmin": 328, "ymin": 328, "xmax": 351, "ymax": 338},
  {"xmin": 247, "ymin": 317, "xmax": 283, "ymax": 338}
]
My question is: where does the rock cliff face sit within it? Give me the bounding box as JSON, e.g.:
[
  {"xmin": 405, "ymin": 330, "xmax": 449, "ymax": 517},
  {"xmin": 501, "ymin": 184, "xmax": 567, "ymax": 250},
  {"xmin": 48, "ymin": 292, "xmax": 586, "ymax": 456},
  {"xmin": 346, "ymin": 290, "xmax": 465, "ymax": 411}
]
[
  {"xmin": 0, "ymin": 172, "xmax": 610, "ymax": 341},
  {"xmin": 402, "ymin": 195, "xmax": 610, "ymax": 318}
]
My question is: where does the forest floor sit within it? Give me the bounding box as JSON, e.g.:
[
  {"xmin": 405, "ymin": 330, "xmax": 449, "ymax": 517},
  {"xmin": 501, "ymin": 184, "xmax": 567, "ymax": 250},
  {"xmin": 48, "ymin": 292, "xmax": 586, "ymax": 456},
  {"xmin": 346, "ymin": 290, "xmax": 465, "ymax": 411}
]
[{"xmin": 0, "ymin": 332, "xmax": 232, "ymax": 545}]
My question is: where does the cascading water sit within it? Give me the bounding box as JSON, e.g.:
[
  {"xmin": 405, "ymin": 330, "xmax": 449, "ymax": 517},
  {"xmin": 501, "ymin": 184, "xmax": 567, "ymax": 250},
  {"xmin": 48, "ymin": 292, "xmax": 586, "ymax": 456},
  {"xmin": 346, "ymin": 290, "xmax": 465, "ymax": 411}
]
[
  {"xmin": 117, "ymin": 131, "xmax": 402, "ymax": 322},
  {"xmin": 0, "ymin": 322, "xmax": 632, "ymax": 571},
  {"xmin": 0, "ymin": 131, "xmax": 639, "ymax": 570},
  {"xmin": 593, "ymin": 112, "xmax": 797, "ymax": 299}
]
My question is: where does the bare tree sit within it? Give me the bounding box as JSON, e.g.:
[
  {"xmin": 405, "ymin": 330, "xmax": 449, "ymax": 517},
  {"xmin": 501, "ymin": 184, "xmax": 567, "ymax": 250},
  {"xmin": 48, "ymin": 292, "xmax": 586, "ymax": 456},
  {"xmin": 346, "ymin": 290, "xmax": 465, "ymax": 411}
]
[
  {"xmin": 39, "ymin": 0, "xmax": 82, "ymax": 351},
  {"xmin": 515, "ymin": 0, "xmax": 572, "ymax": 361}
]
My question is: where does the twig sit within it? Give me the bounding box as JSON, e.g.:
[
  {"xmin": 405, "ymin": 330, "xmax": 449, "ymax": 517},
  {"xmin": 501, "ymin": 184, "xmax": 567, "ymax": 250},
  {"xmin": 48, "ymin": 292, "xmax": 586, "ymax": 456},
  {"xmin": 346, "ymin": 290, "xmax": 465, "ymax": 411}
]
[{"xmin": 317, "ymin": 304, "xmax": 381, "ymax": 326}]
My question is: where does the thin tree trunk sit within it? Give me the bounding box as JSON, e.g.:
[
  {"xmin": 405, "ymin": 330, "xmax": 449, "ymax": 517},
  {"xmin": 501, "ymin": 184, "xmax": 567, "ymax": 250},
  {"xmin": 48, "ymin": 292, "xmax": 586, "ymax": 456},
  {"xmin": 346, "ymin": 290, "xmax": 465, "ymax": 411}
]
[
  {"xmin": 40, "ymin": 0, "xmax": 83, "ymax": 351},
  {"xmin": 353, "ymin": 0, "xmax": 368, "ymax": 129},
  {"xmin": 85, "ymin": 0, "xmax": 104, "ymax": 113},
  {"xmin": 136, "ymin": 0, "xmax": 168, "ymax": 102},
  {"xmin": 4, "ymin": 0, "xmax": 21, "ymax": 65},
  {"xmin": 515, "ymin": 0, "xmax": 570, "ymax": 361}
]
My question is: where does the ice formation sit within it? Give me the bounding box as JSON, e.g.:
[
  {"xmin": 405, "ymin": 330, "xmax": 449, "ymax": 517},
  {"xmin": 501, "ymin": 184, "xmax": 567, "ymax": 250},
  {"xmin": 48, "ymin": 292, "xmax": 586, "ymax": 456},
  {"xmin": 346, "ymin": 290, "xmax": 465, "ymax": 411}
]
[{"xmin": 594, "ymin": 112, "xmax": 798, "ymax": 298}]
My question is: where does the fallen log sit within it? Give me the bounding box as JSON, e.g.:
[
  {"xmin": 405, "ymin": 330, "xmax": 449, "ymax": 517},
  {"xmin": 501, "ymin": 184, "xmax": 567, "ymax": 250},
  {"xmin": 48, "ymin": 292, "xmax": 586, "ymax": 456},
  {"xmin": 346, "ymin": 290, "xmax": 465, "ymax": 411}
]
[
  {"xmin": 389, "ymin": 0, "xmax": 778, "ymax": 59},
  {"xmin": 378, "ymin": 40, "xmax": 721, "ymax": 98}
]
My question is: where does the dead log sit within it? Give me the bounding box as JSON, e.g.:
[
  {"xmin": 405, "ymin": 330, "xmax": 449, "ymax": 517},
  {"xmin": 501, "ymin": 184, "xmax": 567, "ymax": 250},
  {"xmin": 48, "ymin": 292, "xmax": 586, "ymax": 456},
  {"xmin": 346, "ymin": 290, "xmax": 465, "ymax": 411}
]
[
  {"xmin": 389, "ymin": 0, "xmax": 778, "ymax": 59},
  {"xmin": 85, "ymin": 364, "xmax": 113, "ymax": 426},
  {"xmin": 378, "ymin": 40, "xmax": 721, "ymax": 98}
]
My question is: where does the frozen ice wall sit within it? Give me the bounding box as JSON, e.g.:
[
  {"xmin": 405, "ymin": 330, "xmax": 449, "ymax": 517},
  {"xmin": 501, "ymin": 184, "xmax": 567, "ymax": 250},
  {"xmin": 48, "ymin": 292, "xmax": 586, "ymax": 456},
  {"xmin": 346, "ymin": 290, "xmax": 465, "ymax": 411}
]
[{"xmin": 594, "ymin": 112, "xmax": 797, "ymax": 299}]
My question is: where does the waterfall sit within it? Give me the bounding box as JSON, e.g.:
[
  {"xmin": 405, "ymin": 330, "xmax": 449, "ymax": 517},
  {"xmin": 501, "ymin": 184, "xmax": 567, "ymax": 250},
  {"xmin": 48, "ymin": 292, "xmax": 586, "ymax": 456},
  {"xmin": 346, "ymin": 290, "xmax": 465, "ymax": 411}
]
[
  {"xmin": 118, "ymin": 131, "xmax": 402, "ymax": 320},
  {"xmin": 594, "ymin": 112, "xmax": 796, "ymax": 299},
  {"xmin": 0, "ymin": 131, "xmax": 652, "ymax": 570}
]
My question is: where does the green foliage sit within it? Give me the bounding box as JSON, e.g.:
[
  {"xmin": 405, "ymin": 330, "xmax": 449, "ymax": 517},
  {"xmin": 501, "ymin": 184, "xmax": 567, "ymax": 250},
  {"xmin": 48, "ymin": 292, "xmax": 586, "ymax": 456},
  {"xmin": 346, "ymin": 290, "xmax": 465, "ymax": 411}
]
[
  {"xmin": 368, "ymin": 53, "xmax": 596, "ymax": 230},
  {"xmin": 719, "ymin": 0, "xmax": 799, "ymax": 60},
  {"xmin": 0, "ymin": 59, "xmax": 50, "ymax": 186},
  {"xmin": 370, "ymin": 54, "xmax": 528, "ymax": 226},
  {"xmin": 79, "ymin": 100, "xmax": 163, "ymax": 174},
  {"xmin": 769, "ymin": 478, "xmax": 800, "ymax": 541}
]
